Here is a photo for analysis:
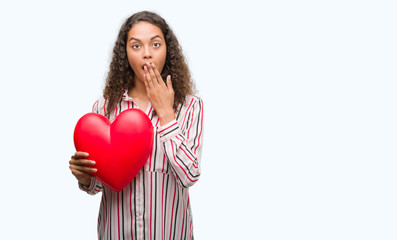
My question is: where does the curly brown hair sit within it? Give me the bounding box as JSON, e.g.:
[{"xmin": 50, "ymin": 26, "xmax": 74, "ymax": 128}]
[{"xmin": 103, "ymin": 11, "xmax": 194, "ymax": 119}]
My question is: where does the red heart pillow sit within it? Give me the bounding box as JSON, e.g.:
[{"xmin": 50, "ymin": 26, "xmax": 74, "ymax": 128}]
[{"xmin": 74, "ymin": 109, "xmax": 153, "ymax": 192}]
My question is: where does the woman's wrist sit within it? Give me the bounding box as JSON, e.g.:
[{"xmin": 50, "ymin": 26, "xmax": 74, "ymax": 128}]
[
  {"xmin": 157, "ymin": 108, "xmax": 175, "ymax": 126},
  {"xmin": 79, "ymin": 177, "xmax": 92, "ymax": 188}
]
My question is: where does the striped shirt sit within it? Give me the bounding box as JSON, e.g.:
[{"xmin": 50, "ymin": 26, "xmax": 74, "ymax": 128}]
[{"xmin": 79, "ymin": 91, "xmax": 204, "ymax": 240}]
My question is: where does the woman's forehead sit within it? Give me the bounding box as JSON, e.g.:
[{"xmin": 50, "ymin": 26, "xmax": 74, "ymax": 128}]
[{"xmin": 128, "ymin": 21, "xmax": 164, "ymax": 40}]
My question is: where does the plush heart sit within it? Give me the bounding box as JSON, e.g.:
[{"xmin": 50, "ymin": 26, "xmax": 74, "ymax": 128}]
[{"xmin": 73, "ymin": 109, "xmax": 153, "ymax": 192}]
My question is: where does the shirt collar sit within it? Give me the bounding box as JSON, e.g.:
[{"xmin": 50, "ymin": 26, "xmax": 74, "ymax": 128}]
[{"xmin": 122, "ymin": 90, "xmax": 134, "ymax": 102}]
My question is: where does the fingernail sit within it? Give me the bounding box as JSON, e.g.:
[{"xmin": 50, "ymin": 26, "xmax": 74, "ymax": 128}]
[
  {"xmin": 144, "ymin": 66, "xmax": 147, "ymax": 70},
  {"xmin": 151, "ymin": 63, "xmax": 155, "ymax": 67},
  {"xmin": 91, "ymin": 161, "xmax": 96, "ymax": 165},
  {"xmin": 93, "ymin": 168, "xmax": 97, "ymax": 172}
]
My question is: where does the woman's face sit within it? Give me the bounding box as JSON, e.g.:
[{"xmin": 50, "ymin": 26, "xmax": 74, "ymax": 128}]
[{"xmin": 126, "ymin": 21, "xmax": 167, "ymax": 84}]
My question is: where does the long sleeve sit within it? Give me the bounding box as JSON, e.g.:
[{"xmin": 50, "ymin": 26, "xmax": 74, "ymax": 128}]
[
  {"xmin": 79, "ymin": 177, "xmax": 104, "ymax": 195},
  {"xmin": 158, "ymin": 97, "xmax": 204, "ymax": 188}
]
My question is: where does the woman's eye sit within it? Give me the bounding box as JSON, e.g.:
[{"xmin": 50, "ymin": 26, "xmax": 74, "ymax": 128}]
[
  {"xmin": 132, "ymin": 44, "xmax": 140, "ymax": 49},
  {"xmin": 153, "ymin": 43, "xmax": 161, "ymax": 48}
]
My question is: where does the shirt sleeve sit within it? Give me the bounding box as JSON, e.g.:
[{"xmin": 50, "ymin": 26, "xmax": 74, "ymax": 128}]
[
  {"xmin": 158, "ymin": 98, "xmax": 204, "ymax": 188},
  {"xmin": 79, "ymin": 177, "xmax": 104, "ymax": 195}
]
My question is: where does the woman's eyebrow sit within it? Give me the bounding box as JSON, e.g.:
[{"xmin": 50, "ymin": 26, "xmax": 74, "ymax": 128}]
[
  {"xmin": 151, "ymin": 35, "xmax": 162, "ymax": 40},
  {"xmin": 129, "ymin": 37, "xmax": 141, "ymax": 42}
]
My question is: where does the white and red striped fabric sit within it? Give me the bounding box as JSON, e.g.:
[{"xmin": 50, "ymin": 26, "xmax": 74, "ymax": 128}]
[{"xmin": 79, "ymin": 91, "xmax": 204, "ymax": 240}]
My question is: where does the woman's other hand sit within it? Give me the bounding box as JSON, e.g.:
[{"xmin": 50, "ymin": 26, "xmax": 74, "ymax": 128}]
[
  {"xmin": 69, "ymin": 152, "xmax": 97, "ymax": 187},
  {"xmin": 144, "ymin": 62, "xmax": 175, "ymax": 126}
]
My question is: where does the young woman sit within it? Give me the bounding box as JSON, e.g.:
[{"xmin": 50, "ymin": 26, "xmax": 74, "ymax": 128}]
[{"xmin": 69, "ymin": 11, "xmax": 204, "ymax": 240}]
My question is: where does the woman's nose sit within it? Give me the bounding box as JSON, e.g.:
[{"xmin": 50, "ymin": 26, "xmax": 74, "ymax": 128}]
[{"xmin": 143, "ymin": 46, "xmax": 152, "ymax": 59}]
